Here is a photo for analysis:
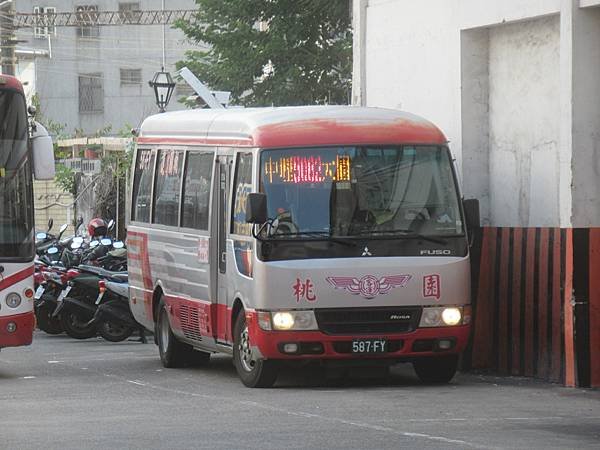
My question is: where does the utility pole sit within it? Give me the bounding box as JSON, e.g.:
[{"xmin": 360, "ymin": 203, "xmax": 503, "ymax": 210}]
[{"xmin": 0, "ymin": 0, "xmax": 16, "ymax": 75}]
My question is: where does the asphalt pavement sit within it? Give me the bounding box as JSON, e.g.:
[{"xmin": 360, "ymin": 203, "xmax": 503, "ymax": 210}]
[{"xmin": 1, "ymin": 331, "xmax": 598, "ymax": 450}]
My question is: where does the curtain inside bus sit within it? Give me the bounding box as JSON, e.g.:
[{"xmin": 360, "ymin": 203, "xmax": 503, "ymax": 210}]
[{"xmin": 0, "ymin": 88, "xmax": 34, "ymax": 259}]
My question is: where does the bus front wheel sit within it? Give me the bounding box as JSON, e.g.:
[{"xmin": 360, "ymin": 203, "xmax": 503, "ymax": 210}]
[
  {"xmin": 233, "ymin": 312, "xmax": 278, "ymax": 388},
  {"xmin": 156, "ymin": 297, "xmax": 210, "ymax": 368},
  {"xmin": 412, "ymin": 355, "xmax": 459, "ymax": 384}
]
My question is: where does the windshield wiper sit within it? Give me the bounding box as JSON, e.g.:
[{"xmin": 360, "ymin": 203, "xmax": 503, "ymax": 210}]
[
  {"xmin": 270, "ymin": 231, "xmax": 357, "ymax": 247},
  {"xmin": 350, "ymin": 229, "xmax": 448, "ymax": 245}
]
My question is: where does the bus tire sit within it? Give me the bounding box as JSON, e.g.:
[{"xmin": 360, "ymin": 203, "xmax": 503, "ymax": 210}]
[
  {"xmin": 413, "ymin": 355, "xmax": 459, "ymax": 384},
  {"xmin": 233, "ymin": 312, "xmax": 278, "ymax": 388},
  {"xmin": 156, "ymin": 297, "xmax": 209, "ymax": 368}
]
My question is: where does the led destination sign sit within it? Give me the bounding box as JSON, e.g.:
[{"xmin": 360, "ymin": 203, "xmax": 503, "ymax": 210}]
[{"xmin": 263, "ymin": 154, "xmax": 351, "ymax": 184}]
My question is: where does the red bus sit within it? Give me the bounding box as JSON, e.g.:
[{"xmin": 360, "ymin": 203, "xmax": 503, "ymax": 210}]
[{"xmin": 0, "ymin": 74, "xmax": 54, "ymax": 351}]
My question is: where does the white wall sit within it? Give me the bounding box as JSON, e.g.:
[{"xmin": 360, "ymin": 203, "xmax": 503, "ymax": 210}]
[
  {"xmin": 364, "ymin": 0, "xmax": 462, "ymax": 164},
  {"xmin": 488, "ymin": 17, "xmax": 560, "ymax": 227},
  {"xmin": 354, "ymin": 0, "xmax": 600, "ymax": 227}
]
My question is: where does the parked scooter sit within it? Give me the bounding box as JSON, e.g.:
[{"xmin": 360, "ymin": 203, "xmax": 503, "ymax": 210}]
[
  {"xmin": 89, "ymin": 277, "xmax": 146, "ymax": 343},
  {"xmin": 51, "ymin": 242, "xmax": 127, "ymax": 340}
]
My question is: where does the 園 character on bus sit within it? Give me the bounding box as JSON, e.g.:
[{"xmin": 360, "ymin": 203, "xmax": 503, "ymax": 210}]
[
  {"xmin": 127, "ymin": 106, "xmax": 479, "ymax": 387},
  {"xmin": 0, "ymin": 75, "xmax": 55, "ymax": 351}
]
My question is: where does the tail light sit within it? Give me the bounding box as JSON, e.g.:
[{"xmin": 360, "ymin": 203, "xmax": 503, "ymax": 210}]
[
  {"xmin": 98, "ymin": 280, "xmax": 106, "ymax": 294},
  {"xmin": 66, "ymin": 269, "xmax": 80, "ymax": 280}
]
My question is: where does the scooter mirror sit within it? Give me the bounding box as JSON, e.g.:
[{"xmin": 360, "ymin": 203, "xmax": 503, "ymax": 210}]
[
  {"xmin": 107, "ymin": 219, "xmax": 115, "ymax": 231},
  {"xmin": 112, "ymin": 241, "xmax": 124, "ymax": 249},
  {"xmin": 47, "ymin": 246, "xmax": 59, "ymax": 255},
  {"xmin": 59, "ymin": 223, "xmax": 68, "ymax": 233},
  {"xmin": 89, "ymin": 240, "xmax": 100, "ymax": 248},
  {"xmin": 47, "ymin": 218, "xmax": 53, "ymax": 231},
  {"xmin": 36, "ymin": 232, "xmax": 47, "ymax": 240},
  {"xmin": 100, "ymin": 238, "xmax": 112, "ymax": 246}
]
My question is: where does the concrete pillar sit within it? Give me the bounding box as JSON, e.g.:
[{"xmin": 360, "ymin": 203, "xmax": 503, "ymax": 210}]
[
  {"xmin": 351, "ymin": 0, "xmax": 368, "ymax": 106},
  {"xmin": 569, "ymin": 4, "xmax": 600, "ymax": 227}
]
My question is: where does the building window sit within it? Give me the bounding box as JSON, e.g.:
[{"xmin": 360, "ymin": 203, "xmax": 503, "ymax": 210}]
[
  {"xmin": 76, "ymin": 5, "xmax": 99, "ymax": 38},
  {"xmin": 118, "ymin": 2, "xmax": 141, "ymax": 22},
  {"xmin": 33, "ymin": 6, "xmax": 57, "ymax": 38},
  {"xmin": 79, "ymin": 73, "xmax": 103, "ymax": 113},
  {"xmin": 120, "ymin": 68, "xmax": 142, "ymax": 86}
]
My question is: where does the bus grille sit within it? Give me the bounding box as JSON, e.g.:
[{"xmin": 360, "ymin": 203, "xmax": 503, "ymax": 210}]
[
  {"xmin": 179, "ymin": 304, "xmax": 203, "ymax": 341},
  {"xmin": 315, "ymin": 307, "xmax": 421, "ymax": 335}
]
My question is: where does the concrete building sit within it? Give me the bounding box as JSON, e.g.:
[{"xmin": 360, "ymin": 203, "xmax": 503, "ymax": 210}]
[
  {"xmin": 13, "ymin": 0, "xmax": 198, "ymax": 136},
  {"xmin": 353, "ymin": 0, "xmax": 600, "ymax": 387}
]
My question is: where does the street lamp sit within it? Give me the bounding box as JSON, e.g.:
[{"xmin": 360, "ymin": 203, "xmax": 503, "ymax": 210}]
[{"xmin": 148, "ymin": 67, "xmax": 175, "ymax": 113}]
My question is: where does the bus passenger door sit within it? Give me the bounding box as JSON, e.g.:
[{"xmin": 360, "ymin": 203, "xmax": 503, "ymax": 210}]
[{"xmin": 215, "ymin": 155, "xmax": 232, "ymax": 344}]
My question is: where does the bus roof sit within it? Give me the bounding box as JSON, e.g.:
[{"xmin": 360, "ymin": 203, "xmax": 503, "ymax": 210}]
[
  {"xmin": 0, "ymin": 75, "xmax": 24, "ymax": 93},
  {"xmin": 137, "ymin": 105, "xmax": 448, "ymax": 148}
]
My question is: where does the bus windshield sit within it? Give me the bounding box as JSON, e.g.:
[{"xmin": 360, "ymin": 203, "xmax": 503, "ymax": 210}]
[
  {"xmin": 260, "ymin": 146, "xmax": 464, "ymax": 239},
  {"xmin": 0, "ymin": 88, "xmax": 33, "ymax": 259}
]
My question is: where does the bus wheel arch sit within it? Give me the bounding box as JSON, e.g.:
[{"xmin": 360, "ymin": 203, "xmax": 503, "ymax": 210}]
[
  {"xmin": 152, "ymin": 286, "xmax": 164, "ymax": 345},
  {"xmin": 231, "ymin": 298, "xmax": 245, "ymax": 341}
]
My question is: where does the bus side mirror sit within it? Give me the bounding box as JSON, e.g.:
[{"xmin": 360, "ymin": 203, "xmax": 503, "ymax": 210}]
[
  {"xmin": 463, "ymin": 198, "xmax": 480, "ymax": 231},
  {"xmin": 245, "ymin": 193, "xmax": 267, "ymax": 224},
  {"xmin": 31, "ymin": 121, "xmax": 55, "ymax": 180}
]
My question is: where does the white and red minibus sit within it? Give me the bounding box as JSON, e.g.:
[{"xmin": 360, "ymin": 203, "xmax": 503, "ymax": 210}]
[
  {"xmin": 127, "ymin": 106, "xmax": 478, "ymax": 387},
  {"xmin": 0, "ymin": 75, "xmax": 54, "ymax": 351}
]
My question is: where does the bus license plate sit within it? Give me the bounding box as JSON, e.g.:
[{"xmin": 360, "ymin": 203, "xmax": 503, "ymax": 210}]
[{"xmin": 352, "ymin": 339, "xmax": 387, "ymax": 354}]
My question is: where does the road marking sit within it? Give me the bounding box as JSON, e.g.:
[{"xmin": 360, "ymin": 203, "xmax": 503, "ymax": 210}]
[
  {"xmin": 127, "ymin": 380, "xmax": 147, "ymax": 386},
  {"xmin": 21, "ymin": 376, "xmax": 36, "ymax": 379},
  {"xmin": 47, "ymin": 361, "xmax": 62, "ymax": 364}
]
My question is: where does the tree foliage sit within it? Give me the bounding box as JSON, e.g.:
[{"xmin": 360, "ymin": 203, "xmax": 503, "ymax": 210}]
[{"xmin": 176, "ymin": 0, "xmax": 352, "ymax": 106}]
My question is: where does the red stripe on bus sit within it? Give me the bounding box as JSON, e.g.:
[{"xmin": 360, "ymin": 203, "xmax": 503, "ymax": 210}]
[
  {"xmin": 128, "ymin": 230, "xmax": 154, "ymax": 320},
  {"xmin": 588, "ymin": 228, "xmax": 600, "ymax": 387},
  {"xmin": 0, "ymin": 266, "xmax": 34, "ymax": 292},
  {"xmin": 524, "ymin": 228, "xmax": 536, "ymax": 377}
]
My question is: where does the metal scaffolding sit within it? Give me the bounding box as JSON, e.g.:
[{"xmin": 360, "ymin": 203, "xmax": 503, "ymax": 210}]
[{"xmin": 11, "ymin": 9, "xmax": 196, "ymax": 28}]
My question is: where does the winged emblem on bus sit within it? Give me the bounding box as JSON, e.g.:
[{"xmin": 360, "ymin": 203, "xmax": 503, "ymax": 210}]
[{"xmin": 326, "ymin": 274, "xmax": 412, "ymax": 299}]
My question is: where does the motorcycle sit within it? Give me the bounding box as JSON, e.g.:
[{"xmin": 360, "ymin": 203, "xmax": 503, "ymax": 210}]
[
  {"xmin": 52, "ymin": 243, "xmax": 127, "ymax": 340},
  {"xmin": 89, "ymin": 277, "xmax": 147, "ymax": 343}
]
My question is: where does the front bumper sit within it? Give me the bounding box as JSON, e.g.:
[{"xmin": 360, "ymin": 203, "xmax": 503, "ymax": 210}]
[
  {"xmin": 246, "ymin": 311, "xmax": 470, "ymax": 360},
  {"xmin": 0, "ymin": 311, "xmax": 35, "ymax": 348}
]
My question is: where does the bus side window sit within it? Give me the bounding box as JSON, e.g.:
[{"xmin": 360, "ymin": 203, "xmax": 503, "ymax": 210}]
[
  {"xmin": 181, "ymin": 151, "xmax": 214, "ymax": 230},
  {"xmin": 131, "ymin": 149, "xmax": 155, "ymax": 223},
  {"xmin": 153, "ymin": 150, "xmax": 184, "ymax": 226},
  {"xmin": 231, "ymin": 152, "xmax": 253, "ymax": 235}
]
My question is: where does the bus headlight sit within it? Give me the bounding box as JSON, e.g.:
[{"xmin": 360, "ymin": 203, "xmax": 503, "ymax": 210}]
[
  {"xmin": 441, "ymin": 307, "xmax": 462, "ymax": 326},
  {"xmin": 268, "ymin": 310, "xmax": 318, "ymax": 331},
  {"xmin": 419, "ymin": 306, "xmax": 464, "ymax": 327},
  {"xmin": 6, "ymin": 292, "xmax": 22, "ymax": 308}
]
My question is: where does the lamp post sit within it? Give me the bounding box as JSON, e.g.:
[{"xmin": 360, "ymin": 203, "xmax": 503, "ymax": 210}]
[{"xmin": 148, "ymin": 67, "xmax": 175, "ymax": 113}]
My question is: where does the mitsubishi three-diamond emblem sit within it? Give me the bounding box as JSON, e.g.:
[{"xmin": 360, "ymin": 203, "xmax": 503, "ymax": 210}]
[{"xmin": 361, "ymin": 246, "xmax": 372, "ymax": 256}]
